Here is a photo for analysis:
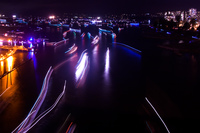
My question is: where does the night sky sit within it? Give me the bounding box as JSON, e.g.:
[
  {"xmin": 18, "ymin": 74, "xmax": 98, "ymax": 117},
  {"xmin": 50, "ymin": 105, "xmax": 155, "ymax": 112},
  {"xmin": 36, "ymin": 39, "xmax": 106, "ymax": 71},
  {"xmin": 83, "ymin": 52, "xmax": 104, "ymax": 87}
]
[{"xmin": 0, "ymin": 0, "xmax": 199, "ymax": 16}]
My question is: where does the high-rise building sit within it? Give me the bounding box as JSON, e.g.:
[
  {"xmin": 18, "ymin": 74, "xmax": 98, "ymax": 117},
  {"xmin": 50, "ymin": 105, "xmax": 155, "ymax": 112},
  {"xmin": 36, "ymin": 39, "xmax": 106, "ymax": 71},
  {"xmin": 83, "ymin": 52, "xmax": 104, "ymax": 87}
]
[{"xmin": 189, "ymin": 8, "xmax": 197, "ymax": 18}]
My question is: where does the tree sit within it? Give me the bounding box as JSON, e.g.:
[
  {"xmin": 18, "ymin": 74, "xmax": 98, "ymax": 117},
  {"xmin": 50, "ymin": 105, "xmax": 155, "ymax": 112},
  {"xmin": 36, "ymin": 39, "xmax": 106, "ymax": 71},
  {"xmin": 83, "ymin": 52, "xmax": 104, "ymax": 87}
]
[
  {"xmin": 190, "ymin": 18, "xmax": 196, "ymax": 29},
  {"xmin": 183, "ymin": 22, "xmax": 190, "ymax": 30},
  {"xmin": 175, "ymin": 15, "xmax": 181, "ymax": 27}
]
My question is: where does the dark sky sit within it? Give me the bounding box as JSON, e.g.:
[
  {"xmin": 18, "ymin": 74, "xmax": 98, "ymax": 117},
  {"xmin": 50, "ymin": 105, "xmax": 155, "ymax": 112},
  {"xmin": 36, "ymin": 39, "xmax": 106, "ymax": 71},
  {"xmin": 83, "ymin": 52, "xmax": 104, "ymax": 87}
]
[{"xmin": 0, "ymin": 0, "xmax": 199, "ymax": 16}]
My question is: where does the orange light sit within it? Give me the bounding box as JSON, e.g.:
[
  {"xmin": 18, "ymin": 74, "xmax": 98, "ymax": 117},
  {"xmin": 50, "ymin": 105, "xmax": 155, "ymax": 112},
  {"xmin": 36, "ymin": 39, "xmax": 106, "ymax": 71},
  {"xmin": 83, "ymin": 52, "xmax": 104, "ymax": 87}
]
[{"xmin": 7, "ymin": 56, "xmax": 13, "ymax": 71}]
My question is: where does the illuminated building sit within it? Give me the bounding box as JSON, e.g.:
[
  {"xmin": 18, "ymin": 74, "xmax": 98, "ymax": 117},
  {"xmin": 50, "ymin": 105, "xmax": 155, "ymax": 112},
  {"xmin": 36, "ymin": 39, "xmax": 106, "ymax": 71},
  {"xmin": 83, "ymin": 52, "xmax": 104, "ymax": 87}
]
[
  {"xmin": 189, "ymin": 8, "xmax": 197, "ymax": 18},
  {"xmin": 164, "ymin": 11, "xmax": 175, "ymax": 21}
]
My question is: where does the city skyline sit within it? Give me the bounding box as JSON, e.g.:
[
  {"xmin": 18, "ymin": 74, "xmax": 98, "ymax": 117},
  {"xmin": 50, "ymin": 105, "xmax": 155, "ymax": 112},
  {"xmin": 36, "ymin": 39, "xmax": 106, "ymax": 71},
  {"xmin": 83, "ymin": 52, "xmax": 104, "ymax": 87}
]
[{"xmin": 0, "ymin": 0, "xmax": 200, "ymax": 16}]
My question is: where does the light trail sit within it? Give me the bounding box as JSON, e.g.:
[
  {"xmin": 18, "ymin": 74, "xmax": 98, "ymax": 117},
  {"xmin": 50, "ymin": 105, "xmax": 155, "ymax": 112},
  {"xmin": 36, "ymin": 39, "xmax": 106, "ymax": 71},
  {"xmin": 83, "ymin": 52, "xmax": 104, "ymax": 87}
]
[
  {"xmin": 105, "ymin": 48, "xmax": 110, "ymax": 73},
  {"xmin": 69, "ymin": 28, "xmax": 81, "ymax": 33},
  {"xmin": 12, "ymin": 67, "xmax": 53, "ymax": 133},
  {"xmin": 11, "ymin": 111, "xmax": 36, "ymax": 133},
  {"xmin": 91, "ymin": 36, "xmax": 99, "ymax": 45},
  {"xmin": 67, "ymin": 124, "xmax": 76, "ymax": 133},
  {"xmin": 99, "ymin": 28, "xmax": 113, "ymax": 33},
  {"xmin": 81, "ymin": 33, "xmax": 85, "ymax": 38},
  {"xmin": 0, "ymin": 86, "xmax": 11, "ymax": 97},
  {"xmin": 66, "ymin": 122, "xmax": 73, "ymax": 133},
  {"xmin": 112, "ymin": 42, "xmax": 142, "ymax": 54},
  {"xmin": 145, "ymin": 97, "xmax": 170, "ymax": 133},
  {"xmin": 75, "ymin": 49, "xmax": 87, "ymax": 68},
  {"xmin": 54, "ymin": 39, "xmax": 69, "ymax": 46},
  {"xmin": 75, "ymin": 49, "xmax": 89, "ymax": 87},
  {"xmin": 0, "ymin": 49, "xmax": 16, "ymax": 61},
  {"xmin": 57, "ymin": 114, "xmax": 72, "ymax": 133},
  {"xmin": 65, "ymin": 44, "xmax": 78, "ymax": 54},
  {"xmin": 20, "ymin": 81, "xmax": 67, "ymax": 133},
  {"xmin": 63, "ymin": 30, "xmax": 71, "ymax": 38}
]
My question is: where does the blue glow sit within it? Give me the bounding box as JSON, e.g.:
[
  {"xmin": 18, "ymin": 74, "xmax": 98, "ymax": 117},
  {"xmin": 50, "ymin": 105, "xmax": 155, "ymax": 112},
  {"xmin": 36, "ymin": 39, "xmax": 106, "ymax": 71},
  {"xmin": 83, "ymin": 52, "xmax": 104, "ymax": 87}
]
[
  {"xmin": 30, "ymin": 38, "xmax": 33, "ymax": 41},
  {"xmin": 69, "ymin": 28, "xmax": 81, "ymax": 33},
  {"xmin": 192, "ymin": 36, "xmax": 199, "ymax": 39},
  {"xmin": 99, "ymin": 28, "xmax": 112, "ymax": 33},
  {"xmin": 87, "ymin": 32, "xmax": 91, "ymax": 39},
  {"xmin": 130, "ymin": 23, "xmax": 139, "ymax": 26},
  {"xmin": 113, "ymin": 42, "xmax": 142, "ymax": 54},
  {"xmin": 62, "ymin": 24, "xmax": 69, "ymax": 27},
  {"xmin": 166, "ymin": 32, "xmax": 171, "ymax": 35}
]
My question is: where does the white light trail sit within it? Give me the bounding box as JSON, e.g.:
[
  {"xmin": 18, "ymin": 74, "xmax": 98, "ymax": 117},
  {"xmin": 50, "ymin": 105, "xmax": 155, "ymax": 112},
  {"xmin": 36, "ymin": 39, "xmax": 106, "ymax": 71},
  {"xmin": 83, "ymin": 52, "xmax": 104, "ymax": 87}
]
[
  {"xmin": 65, "ymin": 44, "xmax": 77, "ymax": 54},
  {"xmin": 75, "ymin": 49, "xmax": 89, "ymax": 87},
  {"xmin": 145, "ymin": 97, "xmax": 170, "ymax": 133},
  {"xmin": 21, "ymin": 81, "xmax": 66, "ymax": 133},
  {"xmin": 0, "ymin": 86, "xmax": 11, "ymax": 97},
  {"xmin": 13, "ymin": 67, "xmax": 53, "ymax": 133},
  {"xmin": 91, "ymin": 36, "xmax": 99, "ymax": 45},
  {"xmin": 54, "ymin": 39, "xmax": 69, "ymax": 46},
  {"xmin": 105, "ymin": 48, "xmax": 110, "ymax": 73}
]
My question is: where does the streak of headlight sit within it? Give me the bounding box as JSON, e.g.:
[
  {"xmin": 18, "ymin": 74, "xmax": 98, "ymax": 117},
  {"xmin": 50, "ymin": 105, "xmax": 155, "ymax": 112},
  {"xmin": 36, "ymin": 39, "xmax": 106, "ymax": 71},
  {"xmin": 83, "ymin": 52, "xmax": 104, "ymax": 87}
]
[
  {"xmin": 81, "ymin": 33, "xmax": 85, "ymax": 38},
  {"xmin": 57, "ymin": 114, "xmax": 72, "ymax": 133},
  {"xmin": 75, "ymin": 49, "xmax": 87, "ymax": 67},
  {"xmin": 75, "ymin": 52, "xmax": 88, "ymax": 82},
  {"xmin": 54, "ymin": 39, "xmax": 69, "ymax": 46},
  {"xmin": 105, "ymin": 48, "xmax": 110, "ymax": 73},
  {"xmin": 65, "ymin": 44, "xmax": 77, "ymax": 54},
  {"xmin": 0, "ymin": 61, "xmax": 4, "ymax": 75},
  {"xmin": 14, "ymin": 67, "xmax": 53, "ymax": 132},
  {"xmin": 69, "ymin": 28, "xmax": 81, "ymax": 33},
  {"xmin": 91, "ymin": 36, "xmax": 99, "ymax": 45},
  {"xmin": 113, "ymin": 42, "xmax": 142, "ymax": 54},
  {"xmin": 0, "ymin": 86, "xmax": 11, "ymax": 97},
  {"xmin": 11, "ymin": 110, "xmax": 36, "ymax": 133},
  {"xmin": 66, "ymin": 122, "xmax": 73, "ymax": 133},
  {"xmin": 21, "ymin": 81, "xmax": 66, "ymax": 133},
  {"xmin": 145, "ymin": 97, "xmax": 170, "ymax": 133},
  {"xmin": 68, "ymin": 124, "xmax": 77, "ymax": 133},
  {"xmin": 7, "ymin": 56, "xmax": 13, "ymax": 71}
]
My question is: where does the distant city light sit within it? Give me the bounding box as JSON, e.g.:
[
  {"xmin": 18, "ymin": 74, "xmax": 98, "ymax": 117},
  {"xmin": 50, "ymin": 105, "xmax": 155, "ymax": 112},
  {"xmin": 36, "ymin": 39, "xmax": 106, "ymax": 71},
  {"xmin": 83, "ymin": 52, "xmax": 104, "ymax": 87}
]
[
  {"xmin": 12, "ymin": 15, "xmax": 16, "ymax": 19},
  {"xmin": 8, "ymin": 39, "xmax": 12, "ymax": 43},
  {"xmin": 49, "ymin": 15, "xmax": 55, "ymax": 19}
]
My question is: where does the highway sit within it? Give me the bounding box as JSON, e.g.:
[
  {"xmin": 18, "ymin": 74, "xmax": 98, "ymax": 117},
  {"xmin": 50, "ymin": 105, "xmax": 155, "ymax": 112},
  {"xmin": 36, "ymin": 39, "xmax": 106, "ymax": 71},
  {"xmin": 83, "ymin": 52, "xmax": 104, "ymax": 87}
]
[{"xmin": 0, "ymin": 27, "xmax": 187, "ymax": 133}]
